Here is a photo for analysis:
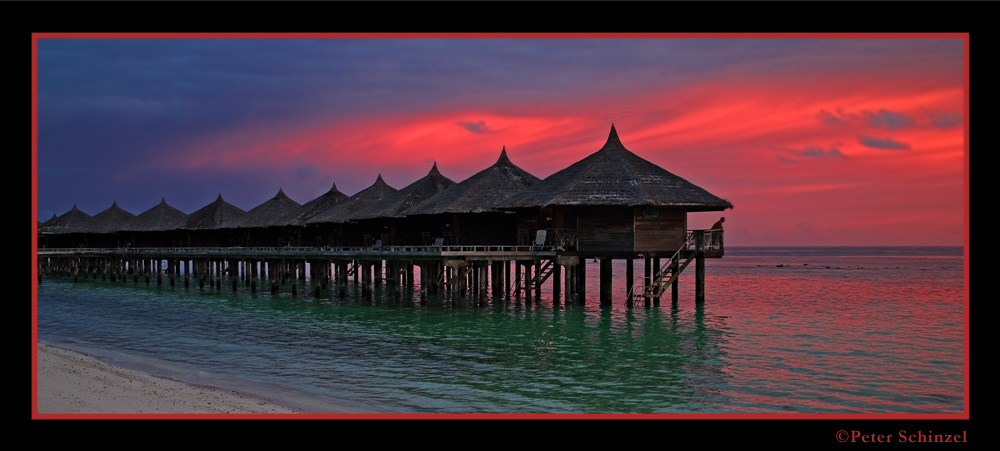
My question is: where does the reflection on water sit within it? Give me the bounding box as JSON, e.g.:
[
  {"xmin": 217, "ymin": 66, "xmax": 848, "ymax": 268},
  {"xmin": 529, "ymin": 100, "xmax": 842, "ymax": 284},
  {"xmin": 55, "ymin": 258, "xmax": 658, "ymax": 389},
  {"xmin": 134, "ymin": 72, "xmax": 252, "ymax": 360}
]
[{"xmin": 36, "ymin": 247, "xmax": 964, "ymax": 414}]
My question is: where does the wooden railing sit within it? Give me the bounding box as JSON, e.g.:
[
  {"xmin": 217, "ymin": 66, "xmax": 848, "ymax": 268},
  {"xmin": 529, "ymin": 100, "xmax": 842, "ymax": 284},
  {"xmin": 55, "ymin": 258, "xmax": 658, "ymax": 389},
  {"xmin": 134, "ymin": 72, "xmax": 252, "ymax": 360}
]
[
  {"xmin": 686, "ymin": 228, "xmax": 723, "ymax": 255},
  {"xmin": 38, "ymin": 230, "xmax": 721, "ymax": 258},
  {"xmin": 36, "ymin": 244, "xmax": 559, "ymax": 258}
]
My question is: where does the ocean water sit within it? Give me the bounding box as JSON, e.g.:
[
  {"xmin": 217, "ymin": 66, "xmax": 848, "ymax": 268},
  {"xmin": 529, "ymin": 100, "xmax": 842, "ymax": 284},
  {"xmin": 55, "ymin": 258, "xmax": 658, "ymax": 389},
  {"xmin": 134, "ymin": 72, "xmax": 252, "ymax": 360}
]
[{"xmin": 35, "ymin": 246, "xmax": 966, "ymax": 414}]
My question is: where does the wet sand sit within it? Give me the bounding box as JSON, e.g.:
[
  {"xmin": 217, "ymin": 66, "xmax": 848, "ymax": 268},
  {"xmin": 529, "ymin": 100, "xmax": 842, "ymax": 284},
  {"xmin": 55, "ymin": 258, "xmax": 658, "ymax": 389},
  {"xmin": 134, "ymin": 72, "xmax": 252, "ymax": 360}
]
[{"xmin": 35, "ymin": 343, "xmax": 302, "ymax": 415}]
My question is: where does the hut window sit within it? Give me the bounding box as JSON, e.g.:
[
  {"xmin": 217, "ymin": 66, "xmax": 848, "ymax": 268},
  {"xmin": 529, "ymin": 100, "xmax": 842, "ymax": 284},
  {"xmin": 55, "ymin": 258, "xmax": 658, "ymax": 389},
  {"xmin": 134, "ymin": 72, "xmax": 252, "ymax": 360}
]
[
  {"xmin": 525, "ymin": 213, "xmax": 538, "ymax": 223},
  {"xmin": 643, "ymin": 206, "xmax": 659, "ymax": 217}
]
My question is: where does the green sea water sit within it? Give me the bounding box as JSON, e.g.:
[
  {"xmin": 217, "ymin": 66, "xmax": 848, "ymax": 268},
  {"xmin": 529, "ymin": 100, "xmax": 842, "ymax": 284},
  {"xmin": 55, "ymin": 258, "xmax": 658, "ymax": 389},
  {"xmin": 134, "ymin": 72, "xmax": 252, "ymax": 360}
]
[{"xmin": 35, "ymin": 246, "xmax": 965, "ymax": 414}]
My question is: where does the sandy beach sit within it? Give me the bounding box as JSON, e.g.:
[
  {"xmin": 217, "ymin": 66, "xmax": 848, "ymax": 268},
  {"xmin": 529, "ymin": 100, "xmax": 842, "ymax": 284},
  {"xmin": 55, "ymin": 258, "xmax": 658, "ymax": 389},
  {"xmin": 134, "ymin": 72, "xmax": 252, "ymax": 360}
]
[{"xmin": 35, "ymin": 343, "xmax": 302, "ymax": 415}]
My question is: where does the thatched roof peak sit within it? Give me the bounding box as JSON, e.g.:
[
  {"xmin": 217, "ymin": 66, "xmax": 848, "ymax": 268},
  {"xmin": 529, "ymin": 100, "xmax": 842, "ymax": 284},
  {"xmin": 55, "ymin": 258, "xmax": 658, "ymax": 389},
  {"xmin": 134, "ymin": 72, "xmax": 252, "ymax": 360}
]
[
  {"xmin": 180, "ymin": 194, "xmax": 247, "ymax": 230},
  {"xmin": 124, "ymin": 197, "xmax": 188, "ymax": 232},
  {"xmin": 109, "ymin": 201, "xmax": 130, "ymax": 213},
  {"xmin": 496, "ymin": 146, "xmax": 512, "ymax": 165},
  {"xmin": 602, "ymin": 124, "xmax": 624, "ymax": 151},
  {"xmin": 38, "ymin": 204, "xmax": 94, "ymax": 234},
  {"xmin": 276, "ymin": 181, "xmax": 349, "ymax": 226},
  {"xmin": 77, "ymin": 201, "xmax": 136, "ymax": 234},
  {"xmin": 497, "ymin": 125, "xmax": 733, "ymax": 211},
  {"xmin": 350, "ymin": 164, "xmax": 456, "ymax": 220},
  {"xmin": 404, "ymin": 147, "xmax": 541, "ymax": 216},
  {"xmin": 226, "ymin": 188, "xmax": 301, "ymax": 229},
  {"xmin": 305, "ymin": 175, "xmax": 399, "ymax": 224}
]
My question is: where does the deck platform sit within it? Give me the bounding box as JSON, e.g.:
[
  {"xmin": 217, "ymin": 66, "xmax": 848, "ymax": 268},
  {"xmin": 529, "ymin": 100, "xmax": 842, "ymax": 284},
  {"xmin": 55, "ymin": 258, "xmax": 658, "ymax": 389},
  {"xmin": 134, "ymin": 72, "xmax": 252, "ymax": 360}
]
[{"xmin": 37, "ymin": 229, "xmax": 723, "ymax": 305}]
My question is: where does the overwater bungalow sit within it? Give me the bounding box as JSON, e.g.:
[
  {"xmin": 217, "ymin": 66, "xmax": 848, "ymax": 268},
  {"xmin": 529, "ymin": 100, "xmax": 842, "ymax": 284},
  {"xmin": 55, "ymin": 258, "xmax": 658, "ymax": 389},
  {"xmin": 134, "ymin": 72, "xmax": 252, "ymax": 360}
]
[
  {"xmin": 38, "ymin": 205, "xmax": 93, "ymax": 248},
  {"xmin": 74, "ymin": 201, "xmax": 137, "ymax": 248},
  {"xmin": 403, "ymin": 147, "xmax": 541, "ymax": 246},
  {"xmin": 279, "ymin": 183, "xmax": 349, "ymax": 227},
  {"xmin": 348, "ymin": 163, "xmax": 456, "ymax": 246},
  {"xmin": 225, "ymin": 188, "xmax": 301, "ymax": 247},
  {"xmin": 178, "ymin": 194, "xmax": 247, "ymax": 247},
  {"xmin": 497, "ymin": 125, "xmax": 732, "ymax": 303},
  {"xmin": 276, "ymin": 183, "xmax": 350, "ymax": 246},
  {"xmin": 304, "ymin": 175, "xmax": 398, "ymax": 246},
  {"xmin": 121, "ymin": 198, "xmax": 188, "ymax": 247},
  {"xmin": 37, "ymin": 125, "xmax": 732, "ymax": 305},
  {"xmin": 499, "ymin": 124, "xmax": 732, "ymax": 257}
]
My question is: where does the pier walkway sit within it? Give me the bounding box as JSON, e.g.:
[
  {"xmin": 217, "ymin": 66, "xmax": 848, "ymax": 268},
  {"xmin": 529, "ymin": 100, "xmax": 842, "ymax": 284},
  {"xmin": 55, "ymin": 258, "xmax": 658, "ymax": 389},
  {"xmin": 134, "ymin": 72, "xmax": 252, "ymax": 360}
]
[{"xmin": 37, "ymin": 230, "xmax": 723, "ymax": 305}]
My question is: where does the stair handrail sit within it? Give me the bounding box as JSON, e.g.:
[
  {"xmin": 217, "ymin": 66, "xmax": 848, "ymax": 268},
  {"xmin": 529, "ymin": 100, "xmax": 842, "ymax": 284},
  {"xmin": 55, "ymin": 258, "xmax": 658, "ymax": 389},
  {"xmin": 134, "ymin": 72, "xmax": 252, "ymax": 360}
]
[{"xmin": 625, "ymin": 238, "xmax": 691, "ymax": 304}]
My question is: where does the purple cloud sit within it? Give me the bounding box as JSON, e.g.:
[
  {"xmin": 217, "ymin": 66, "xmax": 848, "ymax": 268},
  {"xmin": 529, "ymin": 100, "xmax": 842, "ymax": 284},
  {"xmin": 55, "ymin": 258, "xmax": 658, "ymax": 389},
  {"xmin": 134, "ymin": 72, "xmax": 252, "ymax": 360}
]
[
  {"xmin": 815, "ymin": 109, "xmax": 846, "ymax": 127},
  {"xmin": 859, "ymin": 136, "xmax": 910, "ymax": 150},
  {"xmin": 799, "ymin": 146, "xmax": 845, "ymax": 158},
  {"xmin": 459, "ymin": 121, "xmax": 490, "ymax": 134},
  {"xmin": 864, "ymin": 109, "xmax": 915, "ymax": 130},
  {"xmin": 929, "ymin": 110, "xmax": 964, "ymax": 129}
]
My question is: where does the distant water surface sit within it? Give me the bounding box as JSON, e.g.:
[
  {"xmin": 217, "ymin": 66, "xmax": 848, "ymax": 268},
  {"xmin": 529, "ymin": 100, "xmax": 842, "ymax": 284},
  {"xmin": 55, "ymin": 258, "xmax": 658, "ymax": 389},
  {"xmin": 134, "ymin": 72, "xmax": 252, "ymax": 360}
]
[{"xmin": 36, "ymin": 246, "xmax": 965, "ymax": 414}]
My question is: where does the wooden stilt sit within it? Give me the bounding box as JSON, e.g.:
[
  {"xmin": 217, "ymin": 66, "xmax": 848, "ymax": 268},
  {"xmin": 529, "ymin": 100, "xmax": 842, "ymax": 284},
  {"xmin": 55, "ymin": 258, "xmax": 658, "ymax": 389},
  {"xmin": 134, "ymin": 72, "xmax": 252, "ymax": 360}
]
[
  {"xmin": 552, "ymin": 263, "xmax": 561, "ymax": 305},
  {"xmin": 577, "ymin": 259, "xmax": 586, "ymax": 304},
  {"xmin": 671, "ymin": 257, "xmax": 679, "ymax": 304},
  {"xmin": 643, "ymin": 256, "xmax": 651, "ymax": 305},
  {"xmin": 653, "ymin": 257, "xmax": 661, "ymax": 307},
  {"xmin": 626, "ymin": 258, "xmax": 634, "ymax": 307},
  {"xmin": 600, "ymin": 258, "xmax": 612, "ymax": 305},
  {"xmin": 695, "ymin": 232, "xmax": 705, "ymax": 303}
]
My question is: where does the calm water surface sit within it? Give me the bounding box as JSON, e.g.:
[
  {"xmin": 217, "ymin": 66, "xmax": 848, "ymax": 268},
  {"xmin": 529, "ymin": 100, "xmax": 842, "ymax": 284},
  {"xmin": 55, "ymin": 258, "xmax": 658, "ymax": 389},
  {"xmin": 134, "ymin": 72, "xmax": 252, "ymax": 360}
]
[{"xmin": 36, "ymin": 246, "xmax": 965, "ymax": 414}]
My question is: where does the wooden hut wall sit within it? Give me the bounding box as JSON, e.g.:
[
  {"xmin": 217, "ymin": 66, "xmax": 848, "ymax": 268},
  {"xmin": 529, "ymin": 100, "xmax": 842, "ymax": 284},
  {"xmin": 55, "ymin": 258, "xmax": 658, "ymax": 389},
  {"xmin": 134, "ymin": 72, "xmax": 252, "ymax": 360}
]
[
  {"xmin": 390, "ymin": 215, "xmax": 442, "ymax": 245},
  {"xmin": 126, "ymin": 230, "xmax": 187, "ymax": 247},
  {"xmin": 458, "ymin": 213, "xmax": 519, "ymax": 245},
  {"xmin": 184, "ymin": 229, "xmax": 240, "ymax": 247},
  {"xmin": 340, "ymin": 221, "xmax": 371, "ymax": 246},
  {"xmin": 299, "ymin": 223, "xmax": 341, "ymax": 247},
  {"xmin": 550, "ymin": 208, "xmax": 578, "ymax": 249},
  {"xmin": 515, "ymin": 211, "xmax": 542, "ymax": 245},
  {"xmin": 513, "ymin": 208, "xmax": 560, "ymax": 246},
  {"xmin": 237, "ymin": 226, "xmax": 299, "ymax": 247},
  {"xmin": 45, "ymin": 233, "xmax": 88, "ymax": 248},
  {"xmin": 272, "ymin": 225, "xmax": 302, "ymax": 247},
  {"xmin": 574, "ymin": 207, "xmax": 635, "ymax": 257},
  {"xmin": 349, "ymin": 218, "xmax": 390, "ymax": 245},
  {"xmin": 633, "ymin": 207, "xmax": 687, "ymax": 255},
  {"xmin": 91, "ymin": 233, "xmax": 130, "ymax": 248}
]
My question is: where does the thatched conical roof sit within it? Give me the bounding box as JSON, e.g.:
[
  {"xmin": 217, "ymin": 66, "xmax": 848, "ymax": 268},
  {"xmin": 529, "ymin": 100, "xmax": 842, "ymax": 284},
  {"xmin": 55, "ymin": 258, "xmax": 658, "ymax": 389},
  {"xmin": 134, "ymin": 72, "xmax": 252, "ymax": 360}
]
[
  {"xmin": 76, "ymin": 201, "xmax": 137, "ymax": 234},
  {"xmin": 39, "ymin": 213, "xmax": 58, "ymax": 231},
  {"xmin": 277, "ymin": 182, "xmax": 349, "ymax": 226},
  {"xmin": 226, "ymin": 188, "xmax": 301, "ymax": 229},
  {"xmin": 404, "ymin": 147, "xmax": 540, "ymax": 215},
  {"xmin": 499, "ymin": 125, "xmax": 733, "ymax": 211},
  {"xmin": 351, "ymin": 163, "xmax": 456, "ymax": 220},
  {"xmin": 123, "ymin": 198, "xmax": 188, "ymax": 232},
  {"xmin": 38, "ymin": 205, "xmax": 93, "ymax": 235},
  {"xmin": 180, "ymin": 194, "xmax": 247, "ymax": 230},
  {"xmin": 306, "ymin": 175, "xmax": 398, "ymax": 225}
]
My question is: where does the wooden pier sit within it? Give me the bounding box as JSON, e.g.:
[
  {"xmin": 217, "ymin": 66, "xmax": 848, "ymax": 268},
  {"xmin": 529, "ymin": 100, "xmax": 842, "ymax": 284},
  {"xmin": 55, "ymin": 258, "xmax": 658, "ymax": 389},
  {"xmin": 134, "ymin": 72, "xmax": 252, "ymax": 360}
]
[
  {"xmin": 37, "ymin": 125, "xmax": 732, "ymax": 306},
  {"xmin": 36, "ymin": 228, "xmax": 722, "ymax": 305}
]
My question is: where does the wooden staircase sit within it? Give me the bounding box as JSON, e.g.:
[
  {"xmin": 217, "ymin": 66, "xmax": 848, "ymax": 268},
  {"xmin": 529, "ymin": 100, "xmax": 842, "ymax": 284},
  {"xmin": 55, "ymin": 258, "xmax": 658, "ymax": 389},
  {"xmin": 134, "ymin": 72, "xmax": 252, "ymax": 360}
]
[
  {"xmin": 510, "ymin": 260, "xmax": 555, "ymax": 293},
  {"xmin": 627, "ymin": 241, "xmax": 696, "ymax": 302}
]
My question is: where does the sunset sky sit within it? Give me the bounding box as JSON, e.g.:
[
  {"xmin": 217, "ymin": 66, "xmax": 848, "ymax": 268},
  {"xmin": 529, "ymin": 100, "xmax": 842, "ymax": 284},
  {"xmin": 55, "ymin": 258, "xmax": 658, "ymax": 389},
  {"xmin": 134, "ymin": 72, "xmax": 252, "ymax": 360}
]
[{"xmin": 33, "ymin": 34, "xmax": 967, "ymax": 247}]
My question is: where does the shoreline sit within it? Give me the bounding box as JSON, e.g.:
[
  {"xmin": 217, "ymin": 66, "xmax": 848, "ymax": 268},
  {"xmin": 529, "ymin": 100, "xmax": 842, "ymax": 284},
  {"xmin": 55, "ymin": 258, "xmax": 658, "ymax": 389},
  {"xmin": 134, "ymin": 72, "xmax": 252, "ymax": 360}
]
[{"xmin": 35, "ymin": 343, "xmax": 304, "ymax": 415}]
